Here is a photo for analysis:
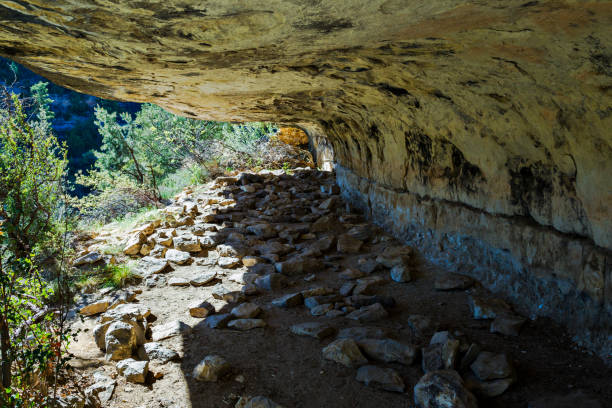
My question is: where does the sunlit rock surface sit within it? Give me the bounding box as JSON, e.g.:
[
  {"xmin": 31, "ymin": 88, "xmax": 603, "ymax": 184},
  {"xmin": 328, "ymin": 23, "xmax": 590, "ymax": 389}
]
[{"xmin": 0, "ymin": 1, "xmax": 610, "ymax": 356}]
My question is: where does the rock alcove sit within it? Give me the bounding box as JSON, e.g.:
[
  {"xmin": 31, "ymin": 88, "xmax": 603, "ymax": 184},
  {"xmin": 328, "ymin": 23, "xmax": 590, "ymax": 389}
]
[{"xmin": 0, "ymin": 1, "xmax": 610, "ymax": 358}]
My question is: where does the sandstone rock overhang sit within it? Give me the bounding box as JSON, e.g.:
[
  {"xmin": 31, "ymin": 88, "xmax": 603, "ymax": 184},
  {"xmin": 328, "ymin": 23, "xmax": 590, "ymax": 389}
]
[{"xmin": 0, "ymin": 1, "xmax": 610, "ymax": 357}]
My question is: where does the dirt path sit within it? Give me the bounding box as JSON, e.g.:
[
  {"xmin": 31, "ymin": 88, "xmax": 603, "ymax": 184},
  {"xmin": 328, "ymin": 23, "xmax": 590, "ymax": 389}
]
[{"xmin": 68, "ymin": 169, "xmax": 612, "ymax": 408}]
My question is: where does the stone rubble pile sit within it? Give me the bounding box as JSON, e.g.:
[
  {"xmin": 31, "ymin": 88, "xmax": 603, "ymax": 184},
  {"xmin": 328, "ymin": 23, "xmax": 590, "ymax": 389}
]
[{"xmin": 73, "ymin": 168, "xmax": 597, "ymax": 407}]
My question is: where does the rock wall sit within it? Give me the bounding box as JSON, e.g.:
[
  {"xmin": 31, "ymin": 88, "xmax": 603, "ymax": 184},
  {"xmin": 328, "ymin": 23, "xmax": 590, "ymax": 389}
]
[{"xmin": 0, "ymin": 1, "xmax": 610, "ymax": 356}]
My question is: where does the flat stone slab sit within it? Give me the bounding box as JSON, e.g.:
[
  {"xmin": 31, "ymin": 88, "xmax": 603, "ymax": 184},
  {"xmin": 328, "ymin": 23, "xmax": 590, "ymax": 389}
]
[
  {"xmin": 227, "ymin": 318, "xmax": 266, "ymax": 331},
  {"xmin": 357, "ymin": 338, "xmax": 416, "ymax": 365},
  {"xmin": 356, "ymin": 365, "xmax": 405, "ymax": 393},
  {"xmin": 151, "ymin": 320, "xmax": 191, "ymax": 341},
  {"xmin": 168, "ymin": 277, "xmax": 190, "ymax": 286},
  {"xmin": 345, "ymin": 303, "xmax": 388, "ymax": 322},
  {"xmin": 190, "ymin": 271, "xmax": 217, "ymax": 286},
  {"xmin": 435, "ymin": 273, "xmax": 474, "ymax": 291},
  {"xmin": 290, "ymin": 322, "xmax": 335, "ymax": 340},
  {"xmin": 231, "ymin": 302, "xmax": 261, "ymax": 319}
]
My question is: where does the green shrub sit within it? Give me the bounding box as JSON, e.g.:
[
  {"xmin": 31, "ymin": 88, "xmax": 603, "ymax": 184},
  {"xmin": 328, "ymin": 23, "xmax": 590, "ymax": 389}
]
[{"xmin": 0, "ymin": 92, "xmax": 71, "ymax": 407}]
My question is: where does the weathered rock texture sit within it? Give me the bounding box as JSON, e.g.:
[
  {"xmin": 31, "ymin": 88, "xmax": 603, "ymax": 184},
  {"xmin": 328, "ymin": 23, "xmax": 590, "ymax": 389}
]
[{"xmin": 1, "ymin": 1, "xmax": 610, "ymax": 355}]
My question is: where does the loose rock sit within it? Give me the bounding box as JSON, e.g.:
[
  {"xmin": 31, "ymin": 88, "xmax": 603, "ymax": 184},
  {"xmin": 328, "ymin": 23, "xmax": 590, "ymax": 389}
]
[
  {"xmin": 116, "ymin": 358, "xmax": 148, "ymax": 384},
  {"xmin": 414, "ymin": 370, "xmax": 477, "ymax": 408},
  {"xmin": 322, "ymin": 338, "xmax": 368, "ymax": 367},
  {"xmin": 356, "ymin": 365, "xmax": 405, "ymax": 393},
  {"xmin": 193, "ymin": 355, "xmax": 230, "ymax": 382},
  {"xmin": 227, "ymin": 318, "xmax": 266, "ymax": 331},
  {"xmin": 290, "ymin": 322, "xmax": 335, "ymax": 340}
]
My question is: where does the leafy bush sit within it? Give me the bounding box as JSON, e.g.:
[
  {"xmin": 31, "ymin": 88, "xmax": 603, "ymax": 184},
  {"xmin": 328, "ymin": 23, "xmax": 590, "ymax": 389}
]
[
  {"xmin": 74, "ymin": 103, "xmax": 281, "ymax": 223},
  {"xmin": 0, "ymin": 92, "xmax": 72, "ymax": 406}
]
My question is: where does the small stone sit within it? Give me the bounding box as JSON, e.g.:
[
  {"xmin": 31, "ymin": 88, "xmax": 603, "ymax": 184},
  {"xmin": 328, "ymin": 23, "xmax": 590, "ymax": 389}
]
[
  {"xmin": 136, "ymin": 256, "xmax": 168, "ymax": 275},
  {"xmin": 435, "ymin": 273, "xmax": 474, "ymax": 290},
  {"xmin": 168, "ymin": 277, "xmax": 190, "ymax": 286},
  {"xmin": 339, "ymin": 282, "xmax": 355, "ymax": 296},
  {"xmin": 247, "ymin": 223, "xmax": 276, "ymax": 238},
  {"xmin": 353, "ymin": 276, "xmax": 386, "ymax": 295},
  {"xmin": 174, "ymin": 234, "xmax": 202, "ymax": 252},
  {"xmin": 255, "ymin": 274, "xmax": 287, "ymax": 291},
  {"xmin": 414, "ymin": 370, "xmax": 477, "ymax": 408},
  {"xmin": 74, "ymin": 251, "xmax": 103, "ymax": 266},
  {"xmin": 490, "ymin": 314, "xmax": 526, "ymax": 336},
  {"xmin": 137, "ymin": 342, "xmax": 179, "ymax": 363},
  {"xmin": 116, "ymin": 358, "xmax": 148, "ymax": 384},
  {"xmin": 275, "ymin": 257, "xmax": 323, "ymax": 276},
  {"xmin": 468, "ymin": 295, "xmax": 510, "ymax": 320},
  {"xmin": 390, "ymin": 264, "xmax": 412, "ymax": 283},
  {"xmin": 123, "ymin": 232, "xmax": 146, "ymax": 255},
  {"xmin": 460, "ymin": 343, "xmax": 481, "ymax": 371},
  {"xmin": 151, "ymin": 320, "xmax": 191, "ymax": 341},
  {"xmin": 189, "ymin": 300, "xmax": 215, "ymax": 318},
  {"xmin": 231, "ymin": 303, "xmax": 261, "ymax": 318},
  {"xmin": 205, "ymin": 313, "xmax": 233, "ymax": 329},
  {"xmin": 290, "ymin": 322, "xmax": 335, "ymax": 340},
  {"xmin": 470, "ymin": 352, "xmax": 514, "ymax": 381},
  {"xmin": 190, "ymin": 271, "xmax": 217, "ymax": 286},
  {"xmin": 249, "ymin": 263, "xmax": 276, "ymax": 275},
  {"xmin": 356, "ymin": 365, "xmax": 405, "ymax": 393},
  {"xmin": 242, "ymin": 396, "xmax": 285, "ymax": 408},
  {"xmin": 422, "ymin": 335, "xmax": 460, "ymax": 372},
  {"xmin": 271, "ymin": 292, "xmax": 303, "ymax": 308},
  {"xmin": 345, "ymin": 303, "xmax": 388, "ymax": 322},
  {"xmin": 322, "ymin": 338, "xmax": 368, "ymax": 367},
  {"xmin": 242, "ymin": 256, "xmax": 261, "ymax": 267},
  {"xmin": 357, "ymin": 338, "xmax": 416, "ymax": 365},
  {"xmin": 80, "ymin": 300, "xmax": 109, "ymax": 316},
  {"xmin": 165, "ymin": 249, "xmax": 191, "ymax": 264},
  {"xmin": 304, "ymin": 295, "xmax": 342, "ymax": 309},
  {"xmin": 105, "ymin": 321, "xmax": 143, "ymax": 361},
  {"xmin": 100, "ymin": 303, "xmax": 151, "ymax": 323},
  {"xmin": 310, "ymin": 303, "xmax": 334, "ymax": 316},
  {"xmin": 85, "ymin": 371, "xmax": 115, "ymax": 403},
  {"xmin": 212, "ymin": 284, "xmax": 236, "ymax": 300},
  {"xmin": 227, "ymin": 318, "xmax": 266, "ymax": 330},
  {"xmin": 356, "ymin": 258, "xmax": 380, "ymax": 274},
  {"xmin": 217, "ymin": 244, "xmax": 244, "ymax": 258},
  {"xmin": 219, "ymin": 256, "xmax": 241, "ymax": 268},
  {"xmin": 193, "ymin": 355, "xmax": 230, "ymax": 382},
  {"xmin": 376, "ymin": 245, "xmax": 415, "ymax": 268},
  {"xmin": 337, "ymin": 233, "xmax": 363, "ymax": 253}
]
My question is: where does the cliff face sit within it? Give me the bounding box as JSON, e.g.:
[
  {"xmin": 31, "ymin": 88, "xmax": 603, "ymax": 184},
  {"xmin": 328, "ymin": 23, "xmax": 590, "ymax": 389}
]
[{"xmin": 1, "ymin": 1, "xmax": 610, "ymax": 354}]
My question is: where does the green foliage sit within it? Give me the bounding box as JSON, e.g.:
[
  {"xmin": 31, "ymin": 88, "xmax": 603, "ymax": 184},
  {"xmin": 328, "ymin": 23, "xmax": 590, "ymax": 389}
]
[
  {"xmin": 75, "ymin": 103, "xmax": 277, "ymax": 222},
  {"xmin": 29, "ymin": 82, "xmax": 54, "ymax": 121},
  {"xmin": 0, "ymin": 92, "xmax": 72, "ymax": 407},
  {"xmin": 74, "ymin": 263, "xmax": 136, "ymax": 293},
  {"xmin": 0, "ymin": 94, "xmax": 67, "ymax": 258},
  {"xmin": 104, "ymin": 263, "xmax": 137, "ymax": 289}
]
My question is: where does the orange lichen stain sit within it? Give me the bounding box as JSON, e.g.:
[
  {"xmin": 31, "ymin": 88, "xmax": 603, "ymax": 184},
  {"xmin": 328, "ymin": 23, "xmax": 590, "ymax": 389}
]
[
  {"xmin": 277, "ymin": 127, "xmax": 309, "ymax": 146},
  {"xmin": 396, "ymin": 4, "xmax": 504, "ymax": 39},
  {"xmin": 539, "ymin": 108, "xmax": 557, "ymax": 123},
  {"xmin": 467, "ymin": 44, "xmax": 547, "ymax": 65},
  {"xmin": 528, "ymin": 3, "xmax": 612, "ymax": 35}
]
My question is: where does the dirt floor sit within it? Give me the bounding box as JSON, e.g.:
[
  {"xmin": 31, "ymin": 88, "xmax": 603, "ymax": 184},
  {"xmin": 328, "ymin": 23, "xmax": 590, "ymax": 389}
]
[{"xmin": 67, "ymin": 170, "xmax": 612, "ymax": 408}]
